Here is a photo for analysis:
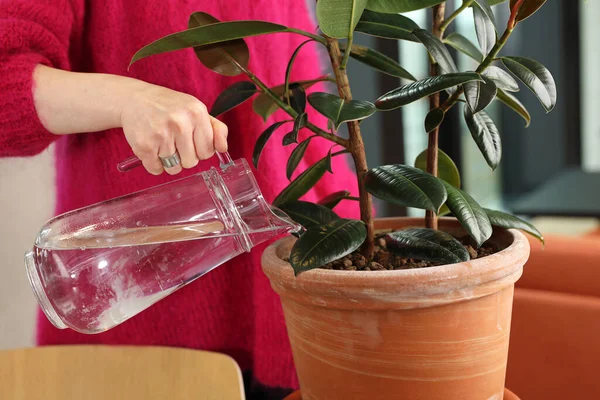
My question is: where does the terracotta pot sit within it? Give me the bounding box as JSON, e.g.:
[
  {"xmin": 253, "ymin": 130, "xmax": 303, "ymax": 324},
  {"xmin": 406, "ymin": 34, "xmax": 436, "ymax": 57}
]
[
  {"xmin": 262, "ymin": 218, "xmax": 530, "ymax": 400},
  {"xmin": 285, "ymin": 388, "xmax": 520, "ymax": 400}
]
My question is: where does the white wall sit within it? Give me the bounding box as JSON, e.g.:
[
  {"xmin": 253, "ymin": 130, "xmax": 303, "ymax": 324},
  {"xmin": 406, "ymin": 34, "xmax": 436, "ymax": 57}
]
[{"xmin": 0, "ymin": 150, "xmax": 55, "ymax": 349}]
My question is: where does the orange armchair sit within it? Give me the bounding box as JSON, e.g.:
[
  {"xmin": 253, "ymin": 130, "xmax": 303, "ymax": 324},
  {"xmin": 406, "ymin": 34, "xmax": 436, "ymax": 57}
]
[{"xmin": 507, "ymin": 234, "xmax": 600, "ymax": 399}]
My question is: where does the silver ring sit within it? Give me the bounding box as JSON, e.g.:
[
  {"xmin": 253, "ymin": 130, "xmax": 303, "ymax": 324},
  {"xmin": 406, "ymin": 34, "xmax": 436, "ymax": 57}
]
[{"xmin": 159, "ymin": 151, "xmax": 181, "ymax": 168}]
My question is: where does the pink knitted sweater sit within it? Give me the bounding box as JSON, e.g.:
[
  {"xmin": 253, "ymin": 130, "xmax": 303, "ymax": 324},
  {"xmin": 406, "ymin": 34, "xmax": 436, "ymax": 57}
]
[{"xmin": 0, "ymin": 0, "xmax": 359, "ymax": 390}]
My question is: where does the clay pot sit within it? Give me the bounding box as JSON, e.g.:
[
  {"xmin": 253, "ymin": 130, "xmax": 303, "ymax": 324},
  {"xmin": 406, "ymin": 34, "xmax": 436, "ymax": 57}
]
[
  {"xmin": 262, "ymin": 218, "xmax": 530, "ymax": 400},
  {"xmin": 285, "ymin": 388, "xmax": 520, "ymax": 399}
]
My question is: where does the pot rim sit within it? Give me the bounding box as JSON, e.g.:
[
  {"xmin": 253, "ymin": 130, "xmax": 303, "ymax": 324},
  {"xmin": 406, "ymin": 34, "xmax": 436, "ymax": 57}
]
[{"xmin": 261, "ymin": 217, "xmax": 530, "ymax": 309}]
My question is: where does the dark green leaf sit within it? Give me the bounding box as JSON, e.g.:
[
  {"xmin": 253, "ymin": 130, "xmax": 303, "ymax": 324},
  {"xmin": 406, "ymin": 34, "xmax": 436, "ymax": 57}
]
[
  {"xmin": 464, "ymin": 106, "xmax": 502, "ymax": 170},
  {"xmin": 443, "ymin": 33, "xmax": 483, "ymax": 62},
  {"xmin": 307, "ymin": 92, "xmax": 376, "ymax": 129},
  {"xmin": 385, "ymin": 228, "xmax": 470, "ymax": 264},
  {"xmin": 286, "ymin": 137, "xmax": 312, "ymax": 180},
  {"xmin": 488, "ymin": 0, "xmax": 508, "ymax": 4},
  {"xmin": 411, "ymin": 29, "xmax": 457, "ymax": 73},
  {"xmin": 496, "ymin": 89, "xmax": 531, "ymax": 127},
  {"xmin": 510, "ymin": 0, "xmax": 547, "ymax": 22},
  {"xmin": 424, "ymin": 108, "xmax": 445, "ymax": 133},
  {"xmin": 252, "ymin": 76, "xmax": 328, "ymax": 121},
  {"xmin": 288, "ymin": 83, "xmax": 307, "ymax": 114},
  {"xmin": 131, "ymin": 21, "xmax": 288, "ymax": 66},
  {"xmin": 188, "ymin": 12, "xmax": 249, "ymax": 76},
  {"xmin": 464, "ymin": 76, "xmax": 497, "ymax": 113},
  {"xmin": 502, "ymin": 56, "xmax": 556, "ymax": 112},
  {"xmin": 318, "ymin": 190, "xmax": 352, "ymax": 209},
  {"xmin": 284, "ymin": 40, "xmax": 314, "ymax": 111},
  {"xmin": 355, "ymin": 10, "xmax": 420, "ymax": 42},
  {"xmin": 365, "ymin": 0, "xmax": 445, "ymax": 13},
  {"xmin": 278, "ymin": 201, "xmax": 339, "ymax": 230},
  {"xmin": 472, "ymin": 2, "xmax": 497, "ymax": 57},
  {"xmin": 282, "ymin": 113, "xmax": 307, "ymax": 146},
  {"xmin": 274, "ymin": 152, "xmax": 334, "ymax": 206},
  {"xmin": 376, "ymin": 72, "xmax": 482, "ymax": 111},
  {"xmin": 290, "ymin": 219, "xmax": 367, "ymax": 274},
  {"xmin": 414, "ymin": 148, "xmax": 461, "ymax": 188},
  {"xmin": 483, "ymin": 66, "xmax": 520, "ymax": 92},
  {"xmin": 342, "ymin": 44, "xmax": 416, "ymax": 80},
  {"xmin": 317, "ymin": 0, "xmax": 369, "ymax": 38},
  {"xmin": 210, "ymin": 81, "xmax": 258, "ymax": 117},
  {"xmin": 484, "ymin": 208, "xmax": 544, "ymax": 245},
  {"xmin": 443, "ymin": 181, "xmax": 492, "ymax": 247},
  {"xmin": 253, "ymin": 121, "xmax": 288, "ymax": 168},
  {"xmin": 364, "ymin": 164, "xmax": 447, "ymax": 212}
]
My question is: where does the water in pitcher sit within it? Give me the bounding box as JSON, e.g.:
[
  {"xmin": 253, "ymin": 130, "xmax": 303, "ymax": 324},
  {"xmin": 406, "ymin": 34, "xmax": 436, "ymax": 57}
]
[{"xmin": 32, "ymin": 220, "xmax": 239, "ymax": 333}]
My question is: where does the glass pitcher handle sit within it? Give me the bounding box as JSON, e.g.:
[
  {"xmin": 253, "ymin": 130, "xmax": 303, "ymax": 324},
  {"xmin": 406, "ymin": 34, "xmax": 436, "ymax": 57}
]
[{"xmin": 117, "ymin": 152, "xmax": 234, "ymax": 173}]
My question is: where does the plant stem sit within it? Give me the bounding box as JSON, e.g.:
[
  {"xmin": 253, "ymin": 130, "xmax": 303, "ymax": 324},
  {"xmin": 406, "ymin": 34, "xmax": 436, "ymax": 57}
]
[
  {"xmin": 238, "ymin": 64, "xmax": 349, "ymax": 147},
  {"xmin": 325, "ymin": 36, "xmax": 375, "ymax": 259},
  {"xmin": 425, "ymin": 3, "xmax": 446, "ymax": 231},
  {"xmin": 439, "ymin": 0, "xmax": 473, "ymax": 36},
  {"xmin": 287, "ymin": 28, "xmax": 328, "ymax": 45},
  {"xmin": 440, "ymin": 27, "xmax": 513, "ymax": 113}
]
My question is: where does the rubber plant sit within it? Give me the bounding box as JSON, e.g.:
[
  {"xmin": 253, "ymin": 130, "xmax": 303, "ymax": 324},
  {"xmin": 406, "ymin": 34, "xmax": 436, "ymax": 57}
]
[{"xmin": 130, "ymin": 0, "xmax": 550, "ymax": 275}]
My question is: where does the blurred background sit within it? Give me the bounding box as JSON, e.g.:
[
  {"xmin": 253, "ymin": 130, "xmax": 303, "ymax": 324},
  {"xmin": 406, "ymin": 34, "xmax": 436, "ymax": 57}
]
[{"xmin": 1, "ymin": 0, "xmax": 598, "ymax": 349}]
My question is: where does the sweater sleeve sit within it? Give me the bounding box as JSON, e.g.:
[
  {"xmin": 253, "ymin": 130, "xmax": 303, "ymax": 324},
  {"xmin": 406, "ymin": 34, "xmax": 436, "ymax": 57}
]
[{"xmin": 0, "ymin": 0, "xmax": 84, "ymax": 157}]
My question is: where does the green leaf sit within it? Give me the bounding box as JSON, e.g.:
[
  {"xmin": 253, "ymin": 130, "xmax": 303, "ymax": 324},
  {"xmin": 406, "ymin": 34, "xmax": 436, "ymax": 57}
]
[
  {"xmin": 443, "ymin": 33, "xmax": 483, "ymax": 62},
  {"xmin": 510, "ymin": 0, "xmax": 547, "ymax": 23},
  {"xmin": 502, "ymin": 56, "xmax": 556, "ymax": 112},
  {"xmin": 253, "ymin": 121, "xmax": 288, "ymax": 168},
  {"xmin": 484, "ymin": 208, "xmax": 545, "ymax": 245},
  {"xmin": 187, "ymin": 12, "xmax": 249, "ymax": 76},
  {"xmin": 318, "ymin": 190, "xmax": 352, "ymax": 209},
  {"xmin": 414, "ymin": 148, "xmax": 461, "ymax": 188},
  {"xmin": 473, "ymin": 0, "xmax": 497, "ymax": 27},
  {"xmin": 464, "ymin": 106, "xmax": 502, "ymax": 170},
  {"xmin": 385, "ymin": 228, "xmax": 470, "ymax": 264},
  {"xmin": 342, "ymin": 44, "xmax": 416, "ymax": 80},
  {"xmin": 442, "ymin": 181, "xmax": 493, "ymax": 247},
  {"xmin": 424, "ymin": 108, "xmax": 445, "ymax": 133},
  {"xmin": 496, "ymin": 89, "xmax": 531, "ymax": 127},
  {"xmin": 286, "ymin": 137, "xmax": 313, "ymax": 180},
  {"xmin": 282, "ymin": 113, "xmax": 307, "ymax": 146},
  {"xmin": 365, "ymin": 0, "xmax": 445, "ymax": 13},
  {"xmin": 355, "ymin": 10, "xmax": 420, "ymax": 42},
  {"xmin": 488, "ymin": 0, "xmax": 508, "ymax": 4},
  {"xmin": 376, "ymin": 72, "xmax": 481, "ymax": 111},
  {"xmin": 472, "ymin": 2, "xmax": 497, "ymax": 57},
  {"xmin": 364, "ymin": 164, "xmax": 447, "ymax": 212},
  {"xmin": 411, "ymin": 29, "xmax": 457, "ymax": 73},
  {"xmin": 284, "ymin": 40, "xmax": 314, "ymax": 111},
  {"xmin": 274, "ymin": 152, "xmax": 334, "ymax": 206},
  {"xmin": 278, "ymin": 200, "xmax": 340, "ymax": 230},
  {"xmin": 482, "ymin": 66, "xmax": 520, "ymax": 92},
  {"xmin": 290, "ymin": 219, "xmax": 367, "ymax": 274},
  {"xmin": 210, "ymin": 81, "xmax": 258, "ymax": 117},
  {"xmin": 464, "ymin": 76, "xmax": 497, "ymax": 113},
  {"xmin": 288, "ymin": 83, "xmax": 307, "ymax": 114},
  {"xmin": 252, "ymin": 76, "xmax": 328, "ymax": 121},
  {"xmin": 316, "ymin": 0, "xmax": 369, "ymax": 39},
  {"xmin": 130, "ymin": 21, "xmax": 288, "ymax": 66},
  {"xmin": 307, "ymin": 92, "xmax": 376, "ymax": 129}
]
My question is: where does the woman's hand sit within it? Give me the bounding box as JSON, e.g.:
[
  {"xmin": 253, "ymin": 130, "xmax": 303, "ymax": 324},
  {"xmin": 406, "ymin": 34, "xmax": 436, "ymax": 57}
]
[
  {"xmin": 120, "ymin": 83, "xmax": 228, "ymax": 175},
  {"xmin": 32, "ymin": 65, "xmax": 228, "ymax": 175}
]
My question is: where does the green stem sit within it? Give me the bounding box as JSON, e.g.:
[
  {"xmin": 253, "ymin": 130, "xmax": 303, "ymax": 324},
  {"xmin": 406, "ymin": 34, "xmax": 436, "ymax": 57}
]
[
  {"xmin": 439, "ymin": 0, "xmax": 474, "ymax": 36},
  {"xmin": 287, "ymin": 28, "xmax": 328, "ymax": 45},
  {"xmin": 340, "ymin": 36, "xmax": 352, "ymax": 70},
  {"xmin": 441, "ymin": 27, "xmax": 513, "ymax": 112}
]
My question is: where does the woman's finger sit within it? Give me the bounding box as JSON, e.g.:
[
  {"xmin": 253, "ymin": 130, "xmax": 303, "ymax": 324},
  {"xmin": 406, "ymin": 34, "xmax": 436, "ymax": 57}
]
[
  {"xmin": 193, "ymin": 111, "xmax": 215, "ymax": 160},
  {"xmin": 173, "ymin": 117, "xmax": 199, "ymax": 170},
  {"xmin": 210, "ymin": 116, "xmax": 229, "ymax": 153},
  {"xmin": 158, "ymin": 131, "xmax": 182, "ymax": 175}
]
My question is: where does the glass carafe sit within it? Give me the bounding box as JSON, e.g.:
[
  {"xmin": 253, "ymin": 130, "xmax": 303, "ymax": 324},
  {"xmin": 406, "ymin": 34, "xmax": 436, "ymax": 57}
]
[{"xmin": 25, "ymin": 155, "xmax": 299, "ymax": 334}]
